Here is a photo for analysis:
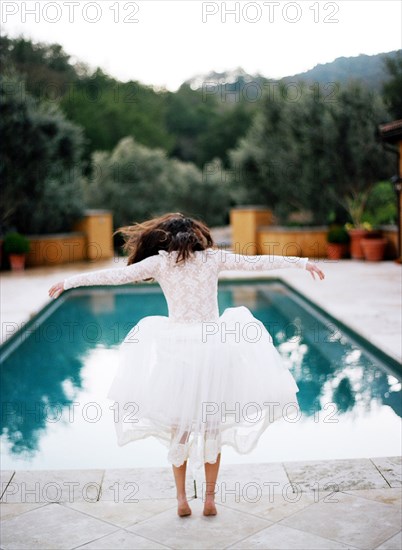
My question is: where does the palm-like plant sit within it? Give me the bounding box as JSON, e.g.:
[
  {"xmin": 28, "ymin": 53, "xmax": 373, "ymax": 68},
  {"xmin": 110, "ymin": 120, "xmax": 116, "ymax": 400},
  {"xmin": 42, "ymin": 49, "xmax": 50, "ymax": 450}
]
[{"xmin": 340, "ymin": 190, "xmax": 373, "ymax": 231}]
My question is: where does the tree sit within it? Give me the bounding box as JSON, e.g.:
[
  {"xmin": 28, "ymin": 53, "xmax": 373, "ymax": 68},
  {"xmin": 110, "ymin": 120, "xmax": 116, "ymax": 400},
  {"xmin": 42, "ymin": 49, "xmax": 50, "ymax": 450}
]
[
  {"xmin": 165, "ymin": 84, "xmax": 218, "ymax": 165},
  {"xmin": 84, "ymin": 137, "xmax": 230, "ymax": 229},
  {"xmin": 0, "ymin": 73, "xmax": 85, "ymax": 234},
  {"xmin": 0, "ymin": 35, "xmax": 77, "ymax": 99},
  {"xmin": 325, "ymin": 83, "xmax": 393, "ymax": 224},
  {"xmin": 229, "ymin": 82, "xmax": 393, "ymax": 224},
  {"xmin": 382, "ymin": 51, "xmax": 402, "ymax": 119},
  {"xmin": 60, "ymin": 69, "xmax": 174, "ymax": 161},
  {"xmin": 230, "ymin": 83, "xmax": 319, "ymax": 220},
  {"xmin": 197, "ymin": 103, "xmax": 253, "ymax": 168},
  {"xmin": 1, "ymin": 36, "xmax": 174, "ymax": 167}
]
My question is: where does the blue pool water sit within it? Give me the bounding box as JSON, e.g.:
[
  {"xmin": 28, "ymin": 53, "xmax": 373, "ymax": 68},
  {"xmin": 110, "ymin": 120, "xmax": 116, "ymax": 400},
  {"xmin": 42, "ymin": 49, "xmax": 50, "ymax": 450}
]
[{"xmin": 1, "ymin": 280, "xmax": 401, "ymax": 470}]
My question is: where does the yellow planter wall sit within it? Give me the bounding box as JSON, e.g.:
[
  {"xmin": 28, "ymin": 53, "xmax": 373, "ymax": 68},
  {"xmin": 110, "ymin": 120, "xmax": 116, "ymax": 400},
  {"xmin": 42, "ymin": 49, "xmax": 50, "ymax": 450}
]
[
  {"xmin": 24, "ymin": 210, "xmax": 114, "ymax": 267},
  {"xmin": 229, "ymin": 207, "xmax": 273, "ymax": 254},
  {"xmin": 230, "ymin": 207, "xmax": 328, "ymax": 258},
  {"xmin": 26, "ymin": 233, "xmax": 86, "ymax": 266},
  {"xmin": 73, "ymin": 209, "xmax": 114, "ymax": 261},
  {"xmin": 258, "ymin": 227, "xmax": 328, "ymax": 258}
]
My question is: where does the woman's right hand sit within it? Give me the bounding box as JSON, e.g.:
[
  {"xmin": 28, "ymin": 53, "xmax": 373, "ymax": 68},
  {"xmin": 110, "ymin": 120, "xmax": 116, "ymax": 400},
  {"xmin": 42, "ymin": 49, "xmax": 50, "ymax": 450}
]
[{"xmin": 48, "ymin": 281, "xmax": 65, "ymax": 299}]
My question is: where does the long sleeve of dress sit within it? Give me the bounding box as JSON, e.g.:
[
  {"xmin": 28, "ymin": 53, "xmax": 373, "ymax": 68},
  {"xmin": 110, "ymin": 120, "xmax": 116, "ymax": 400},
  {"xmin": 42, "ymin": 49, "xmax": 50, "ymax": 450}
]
[
  {"xmin": 216, "ymin": 249, "xmax": 308, "ymax": 272},
  {"xmin": 63, "ymin": 254, "xmax": 161, "ymax": 290}
]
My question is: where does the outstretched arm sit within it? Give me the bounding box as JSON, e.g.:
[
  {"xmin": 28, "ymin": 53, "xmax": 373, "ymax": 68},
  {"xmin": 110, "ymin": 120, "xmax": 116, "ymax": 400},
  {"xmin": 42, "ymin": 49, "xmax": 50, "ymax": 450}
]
[
  {"xmin": 48, "ymin": 254, "xmax": 161, "ymax": 299},
  {"xmin": 216, "ymin": 249, "xmax": 325, "ymax": 280}
]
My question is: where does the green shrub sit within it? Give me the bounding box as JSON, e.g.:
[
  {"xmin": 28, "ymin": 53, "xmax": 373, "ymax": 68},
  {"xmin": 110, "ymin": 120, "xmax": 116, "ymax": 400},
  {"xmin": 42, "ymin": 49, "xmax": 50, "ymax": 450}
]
[
  {"xmin": 85, "ymin": 137, "xmax": 231, "ymax": 229},
  {"xmin": 3, "ymin": 232, "xmax": 31, "ymax": 254},
  {"xmin": 365, "ymin": 181, "xmax": 397, "ymax": 226},
  {"xmin": 327, "ymin": 226, "xmax": 350, "ymax": 244}
]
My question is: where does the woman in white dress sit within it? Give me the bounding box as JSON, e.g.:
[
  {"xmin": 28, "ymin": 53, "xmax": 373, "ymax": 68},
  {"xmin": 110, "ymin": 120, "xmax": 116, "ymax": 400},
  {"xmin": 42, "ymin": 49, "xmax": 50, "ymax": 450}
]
[{"xmin": 48, "ymin": 212, "xmax": 325, "ymax": 517}]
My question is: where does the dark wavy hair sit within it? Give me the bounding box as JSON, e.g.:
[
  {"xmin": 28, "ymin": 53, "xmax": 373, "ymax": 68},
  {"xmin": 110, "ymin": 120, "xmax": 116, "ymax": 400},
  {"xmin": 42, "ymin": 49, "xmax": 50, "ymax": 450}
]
[{"xmin": 113, "ymin": 212, "xmax": 215, "ymax": 265}]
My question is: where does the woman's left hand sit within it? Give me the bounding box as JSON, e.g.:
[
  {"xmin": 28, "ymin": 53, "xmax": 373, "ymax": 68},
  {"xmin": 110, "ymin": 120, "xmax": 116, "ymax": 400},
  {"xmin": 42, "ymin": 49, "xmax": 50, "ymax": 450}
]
[
  {"xmin": 306, "ymin": 261, "xmax": 325, "ymax": 280},
  {"xmin": 48, "ymin": 281, "xmax": 65, "ymax": 299}
]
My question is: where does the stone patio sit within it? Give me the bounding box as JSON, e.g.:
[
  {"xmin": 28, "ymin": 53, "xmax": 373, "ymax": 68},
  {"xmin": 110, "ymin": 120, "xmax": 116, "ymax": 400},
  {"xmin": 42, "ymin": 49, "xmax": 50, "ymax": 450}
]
[{"xmin": 0, "ymin": 457, "xmax": 401, "ymax": 549}]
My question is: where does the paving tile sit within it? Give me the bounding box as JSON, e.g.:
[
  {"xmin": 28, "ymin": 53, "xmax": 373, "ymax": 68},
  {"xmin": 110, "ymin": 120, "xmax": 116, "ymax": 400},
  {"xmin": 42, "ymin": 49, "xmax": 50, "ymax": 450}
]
[
  {"xmin": 100, "ymin": 467, "xmax": 194, "ymax": 501},
  {"xmin": 375, "ymin": 531, "xmax": 402, "ymax": 550},
  {"xmin": 371, "ymin": 457, "xmax": 402, "ymax": 488},
  {"xmin": 1, "ymin": 469, "xmax": 104, "ymax": 504},
  {"xmin": 228, "ymin": 523, "xmax": 359, "ymax": 549},
  {"xmin": 0, "ymin": 471, "xmax": 15, "ymax": 499},
  {"xmin": 199, "ymin": 461, "xmax": 292, "ymax": 509},
  {"xmin": 129, "ymin": 497, "xmax": 272, "ymax": 549},
  {"xmin": 0, "ymin": 502, "xmax": 47, "ymax": 521},
  {"xmin": 343, "ymin": 488, "xmax": 402, "ymax": 508},
  {"xmin": 284, "ymin": 458, "xmax": 389, "ymax": 492},
  {"xmin": 212, "ymin": 462, "xmax": 290, "ymax": 503},
  {"xmin": 0, "ymin": 502, "xmax": 116, "ymax": 549},
  {"xmin": 75, "ymin": 529, "xmax": 171, "ymax": 549},
  {"xmin": 220, "ymin": 490, "xmax": 328, "ymax": 522},
  {"xmin": 66, "ymin": 498, "xmax": 176, "ymax": 528},
  {"xmin": 280, "ymin": 490, "xmax": 401, "ymax": 550}
]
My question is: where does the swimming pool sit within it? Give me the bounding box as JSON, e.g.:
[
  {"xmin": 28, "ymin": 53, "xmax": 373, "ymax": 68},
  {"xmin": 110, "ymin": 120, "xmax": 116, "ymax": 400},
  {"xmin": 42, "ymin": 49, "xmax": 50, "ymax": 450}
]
[{"xmin": 1, "ymin": 279, "xmax": 401, "ymax": 470}]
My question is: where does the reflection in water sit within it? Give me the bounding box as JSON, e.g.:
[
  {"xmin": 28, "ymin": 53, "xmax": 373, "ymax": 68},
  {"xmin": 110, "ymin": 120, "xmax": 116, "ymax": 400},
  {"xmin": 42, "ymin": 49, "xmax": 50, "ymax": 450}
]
[
  {"xmin": 0, "ymin": 283, "xmax": 401, "ymax": 468},
  {"xmin": 253, "ymin": 286, "xmax": 402, "ymax": 421},
  {"xmin": 0, "ymin": 290, "xmax": 168, "ymax": 459},
  {"xmin": 333, "ymin": 378, "xmax": 356, "ymax": 413}
]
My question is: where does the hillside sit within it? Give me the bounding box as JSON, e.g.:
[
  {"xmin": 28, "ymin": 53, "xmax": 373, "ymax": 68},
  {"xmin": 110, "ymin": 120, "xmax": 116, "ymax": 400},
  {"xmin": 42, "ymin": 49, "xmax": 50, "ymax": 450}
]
[
  {"xmin": 185, "ymin": 50, "xmax": 401, "ymax": 93},
  {"xmin": 283, "ymin": 51, "xmax": 401, "ymax": 91}
]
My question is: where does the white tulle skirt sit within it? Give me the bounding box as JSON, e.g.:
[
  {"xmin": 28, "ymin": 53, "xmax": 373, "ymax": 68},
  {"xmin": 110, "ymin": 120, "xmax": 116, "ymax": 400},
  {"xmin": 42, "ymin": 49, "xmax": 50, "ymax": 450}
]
[{"xmin": 107, "ymin": 306, "xmax": 300, "ymax": 475}]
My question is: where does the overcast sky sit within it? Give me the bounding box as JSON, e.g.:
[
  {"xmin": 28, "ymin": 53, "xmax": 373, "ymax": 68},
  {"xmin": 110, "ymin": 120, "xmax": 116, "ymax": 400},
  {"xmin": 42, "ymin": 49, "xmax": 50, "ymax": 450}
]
[{"xmin": 2, "ymin": 0, "xmax": 401, "ymax": 90}]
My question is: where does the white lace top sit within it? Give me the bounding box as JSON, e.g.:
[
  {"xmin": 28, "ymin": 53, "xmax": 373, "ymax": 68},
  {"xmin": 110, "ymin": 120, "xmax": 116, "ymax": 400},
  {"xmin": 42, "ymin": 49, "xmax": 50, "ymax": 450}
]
[{"xmin": 63, "ymin": 249, "xmax": 308, "ymax": 323}]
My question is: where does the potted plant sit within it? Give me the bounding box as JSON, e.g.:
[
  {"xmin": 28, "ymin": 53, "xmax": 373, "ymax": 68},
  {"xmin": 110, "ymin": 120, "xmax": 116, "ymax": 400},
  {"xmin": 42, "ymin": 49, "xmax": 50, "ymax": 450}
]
[
  {"xmin": 344, "ymin": 221, "xmax": 372, "ymax": 259},
  {"xmin": 3, "ymin": 231, "xmax": 31, "ymax": 271},
  {"xmin": 361, "ymin": 230, "xmax": 388, "ymax": 262},
  {"xmin": 326, "ymin": 226, "xmax": 350, "ymax": 260},
  {"xmin": 338, "ymin": 189, "xmax": 374, "ymax": 259}
]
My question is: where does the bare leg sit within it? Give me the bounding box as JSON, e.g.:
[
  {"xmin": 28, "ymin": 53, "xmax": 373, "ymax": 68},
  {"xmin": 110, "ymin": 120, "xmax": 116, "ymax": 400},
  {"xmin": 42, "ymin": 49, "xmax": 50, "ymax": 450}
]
[
  {"xmin": 171, "ymin": 426, "xmax": 191, "ymax": 517},
  {"xmin": 172, "ymin": 461, "xmax": 191, "ymax": 516},
  {"xmin": 203, "ymin": 452, "xmax": 221, "ymax": 516}
]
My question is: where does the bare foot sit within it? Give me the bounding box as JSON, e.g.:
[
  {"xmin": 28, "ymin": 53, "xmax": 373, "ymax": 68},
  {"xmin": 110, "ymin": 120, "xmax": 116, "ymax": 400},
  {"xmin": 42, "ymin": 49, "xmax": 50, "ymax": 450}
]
[
  {"xmin": 177, "ymin": 496, "xmax": 192, "ymax": 517},
  {"xmin": 203, "ymin": 496, "xmax": 217, "ymax": 516}
]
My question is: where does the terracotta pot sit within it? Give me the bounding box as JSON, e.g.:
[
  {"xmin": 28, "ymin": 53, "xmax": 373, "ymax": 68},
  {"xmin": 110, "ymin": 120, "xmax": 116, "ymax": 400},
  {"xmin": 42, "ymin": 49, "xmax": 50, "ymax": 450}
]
[
  {"xmin": 348, "ymin": 228, "xmax": 370, "ymax": 259},
  {"xmin": 9, "ymin": 253, "xmax": 26, "ymax": 271},
  {"xmin": 361, "ymin": 238, "xmax": 388, "ymax": 262},
  {"xmin": 326, "ymin": 243, "xmax": 349, "ymax": 260}
]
